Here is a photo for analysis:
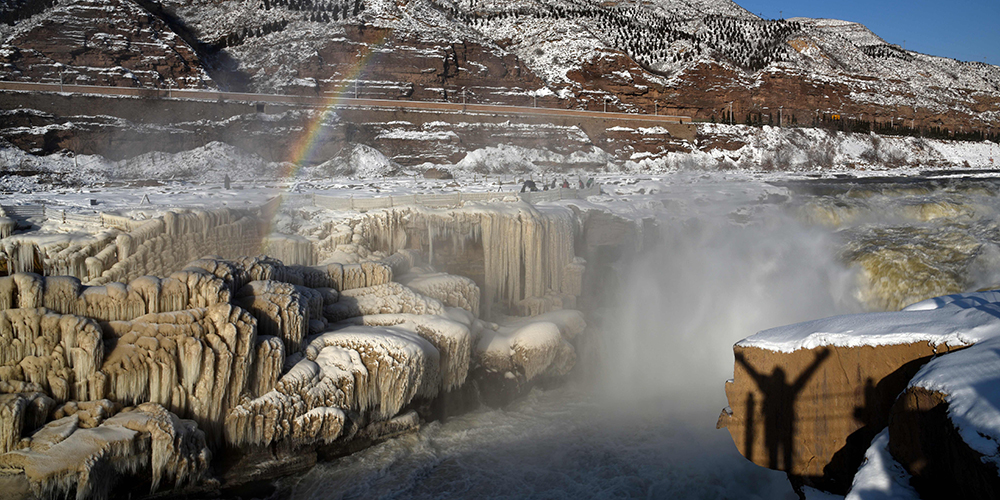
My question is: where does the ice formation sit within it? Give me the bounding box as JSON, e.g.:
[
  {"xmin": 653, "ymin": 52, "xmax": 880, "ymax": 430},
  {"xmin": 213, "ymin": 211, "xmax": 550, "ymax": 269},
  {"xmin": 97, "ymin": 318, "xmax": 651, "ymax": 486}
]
[
  {"xmin": 397, "ymin": 272, "xmax": 481, "ymax": 317},
  {"xmin": 475, "ymin": 314, "xmax": 582, "ymax": 381},
  {"xmin": 334, "ymin": 313, "xmax": 473, "ymax": 392},
  {"xmin": 101, "ymin": 304, "xmax": 258, "ymax": 440},
  {"xmin": 0, "ymin": 217, "xmax": 14, "ymax": 240},
  {"xmin": 334, "ymin": 204, "xmax": 581, "ymax": 316},
  {"xmin": 0, "ymin": 308, "xmax": 104, "ymax": 404},
  {"xmin": 0, "ymin": 272, "xmax": 230, "ymax": 321},
  {"xmin": 236, "ymin": 280, "xmax": 312, "ymax": 353},
  {"xmin": 224, "ymin": 348, "xmax": 354, "ymax": 447},
  {"xmin": 261, "ymin": 234, "xmax": 316, "ymax": 266},
  {"xmin": 0, "ymin": 197, "xmax": 590, "ymax": 498},
  {"xmin": 0, "ymin": 207, "xmax": 263, "ymax": 287},
  {"xmin": 0, "ymin": 402, "xmax": 210, "ymax": 500},
  {"xmin": 1, "ymin": 392, "xmax": 54, "ymax": 454},
  {"xmin": 325, "ymin": 282, "xmax": 445, "ymax": 322}
]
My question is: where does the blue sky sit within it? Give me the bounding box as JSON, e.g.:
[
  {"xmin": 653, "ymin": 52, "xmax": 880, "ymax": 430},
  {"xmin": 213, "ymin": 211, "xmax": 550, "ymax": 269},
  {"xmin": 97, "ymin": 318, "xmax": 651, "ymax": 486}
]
[{"xmin": 737, "ymin": 0, "xmax": 1000, "ymax": 64}]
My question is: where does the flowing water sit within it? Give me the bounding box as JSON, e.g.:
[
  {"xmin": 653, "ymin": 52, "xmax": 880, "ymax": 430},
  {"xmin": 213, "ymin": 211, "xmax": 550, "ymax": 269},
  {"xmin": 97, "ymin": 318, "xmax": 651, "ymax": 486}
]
[{"xmin": 275, "ymin": 174, "xmax": 1000, "ymax": 500}]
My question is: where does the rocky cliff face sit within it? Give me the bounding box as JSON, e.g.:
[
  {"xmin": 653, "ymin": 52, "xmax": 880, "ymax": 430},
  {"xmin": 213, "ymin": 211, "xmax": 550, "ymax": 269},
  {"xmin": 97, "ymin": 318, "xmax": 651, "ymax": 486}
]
[
  {"xmin": 0, "ymin": 0, "xmax": 211, "ymax": 89},
  {"xmin": 888, "ymin": 387, "xmax": 1000, "ymax": 500},
  {"xmin": 0, "ymin": 89, "xmax": 695, "ymax": 164}
]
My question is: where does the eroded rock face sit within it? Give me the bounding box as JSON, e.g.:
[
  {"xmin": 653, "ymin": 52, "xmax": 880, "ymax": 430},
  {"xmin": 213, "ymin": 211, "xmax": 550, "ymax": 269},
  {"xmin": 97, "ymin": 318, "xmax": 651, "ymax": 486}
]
[
  {"xmin": 888, "ymin": 387, "xmax": 1000, "ymax": 500},
  {"xmin": 718, "ymin": 342, "xmax": 960, "ymax": 493},
  {"xmin": 886, "ymin": 330, "xmax": 1000, "ymax": 500}
]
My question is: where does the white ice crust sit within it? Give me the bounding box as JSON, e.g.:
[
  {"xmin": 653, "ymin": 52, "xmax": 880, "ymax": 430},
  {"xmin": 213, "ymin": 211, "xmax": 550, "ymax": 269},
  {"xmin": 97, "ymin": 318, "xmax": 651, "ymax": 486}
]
[{"xmin": 737, "ymin": 292, "xmax": 1000, "ymax": 353}]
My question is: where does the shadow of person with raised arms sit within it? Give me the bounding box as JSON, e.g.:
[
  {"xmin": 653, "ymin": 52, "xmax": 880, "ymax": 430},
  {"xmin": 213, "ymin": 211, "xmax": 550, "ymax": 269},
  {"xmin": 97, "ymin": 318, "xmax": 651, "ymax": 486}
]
[{"xmin": 735, "ymin": 348, "xmax": 831, "ymax": 470}]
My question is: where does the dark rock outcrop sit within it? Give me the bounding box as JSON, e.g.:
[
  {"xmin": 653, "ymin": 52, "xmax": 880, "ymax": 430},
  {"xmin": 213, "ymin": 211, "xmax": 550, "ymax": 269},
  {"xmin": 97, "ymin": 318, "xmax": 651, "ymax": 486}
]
[{"xmin": 888, "ymin": 387, "xmax": 1000, "ymax": 500}]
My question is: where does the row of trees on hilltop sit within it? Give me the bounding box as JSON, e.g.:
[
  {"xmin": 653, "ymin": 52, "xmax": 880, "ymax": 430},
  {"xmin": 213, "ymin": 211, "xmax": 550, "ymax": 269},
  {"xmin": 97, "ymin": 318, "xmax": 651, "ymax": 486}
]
[
  {"xmin": 216, "ymin": 19, "xmax": 289, "ymax": 48},
  {"xmin": 261, "ymin": 0, "xmax": 365, "ymax": 18},
  {"xmin": 702, "ymin": 15, "xmax": 801, "ymax": 72},
  {"xmin": 214, "ymin": 0, "xmax": 367, "ymax": 48},
  {"xmin": 739, "ymin": 112, "xmax": 1000, "ymax": 144},
  {"xmin": 859, "ymin": 44, "xmax": 915, "ymax": 62},
  {"xmin": 432, "ymin": 0, "xmax": 804, "ymax": 73}
]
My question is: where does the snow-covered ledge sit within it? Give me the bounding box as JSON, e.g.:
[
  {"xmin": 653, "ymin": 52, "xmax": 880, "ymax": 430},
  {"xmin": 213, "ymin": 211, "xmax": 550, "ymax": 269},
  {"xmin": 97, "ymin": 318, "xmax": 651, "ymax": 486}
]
[{"xmin": 720, "ymin": 291, "xmax": 1000, "ymax": 495}]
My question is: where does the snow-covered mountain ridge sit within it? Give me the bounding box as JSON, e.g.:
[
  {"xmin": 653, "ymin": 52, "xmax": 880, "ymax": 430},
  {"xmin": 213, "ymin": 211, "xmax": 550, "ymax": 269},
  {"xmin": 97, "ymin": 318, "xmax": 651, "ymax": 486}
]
[{"xmin": 1, "ymin": 0, "xmax": 998, "ymax": 147}]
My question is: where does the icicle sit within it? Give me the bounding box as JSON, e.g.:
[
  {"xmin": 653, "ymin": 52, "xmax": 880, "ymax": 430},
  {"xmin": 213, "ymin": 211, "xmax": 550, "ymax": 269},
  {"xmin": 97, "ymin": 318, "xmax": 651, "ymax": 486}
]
[
  {"xmin": 336, "ymin": 313, "xmax": 472, "ymax": 392},
  {"xmin": 99, "ymin": 304, "xmax": 256, "ymax": 444},
  {"xmin": 0, "ymin": 217, "xmax": 14, "ymax": 239},
  {"xmin": 305, "ymin": 326, "xmax": 439, "ymax": 420},
  {"xmin": 236, "ymin": 280, "xmax": 309, "ymax": 354},
  {"xmin": 0, "ymin": 392, "xmax": 55, "ymax": 454},
  {"xmin": 0, "ymin": 308, "xmax": 103, "ymax": 402}
]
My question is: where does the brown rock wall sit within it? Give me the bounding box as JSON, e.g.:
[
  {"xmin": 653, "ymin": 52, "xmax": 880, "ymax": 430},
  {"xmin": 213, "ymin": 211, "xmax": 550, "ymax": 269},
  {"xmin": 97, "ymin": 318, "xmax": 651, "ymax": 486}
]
[{"xmin": 718, "ymin": 342, "xmax": 963, "ymax": 493}]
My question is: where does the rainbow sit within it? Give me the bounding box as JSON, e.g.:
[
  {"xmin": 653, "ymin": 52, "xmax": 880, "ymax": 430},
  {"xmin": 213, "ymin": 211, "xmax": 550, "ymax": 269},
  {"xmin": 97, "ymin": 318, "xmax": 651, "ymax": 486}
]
[{"xmin": 259, "ymin": 31, "xmax": 391, "ymax": 248}]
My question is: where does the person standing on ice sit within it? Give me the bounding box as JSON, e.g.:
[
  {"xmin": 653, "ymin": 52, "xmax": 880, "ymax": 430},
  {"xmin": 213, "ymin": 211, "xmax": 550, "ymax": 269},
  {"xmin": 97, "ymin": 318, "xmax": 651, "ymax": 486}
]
[{"xmin": 521, "ymin": 179, "xmax": 537, "ymax": 192}]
